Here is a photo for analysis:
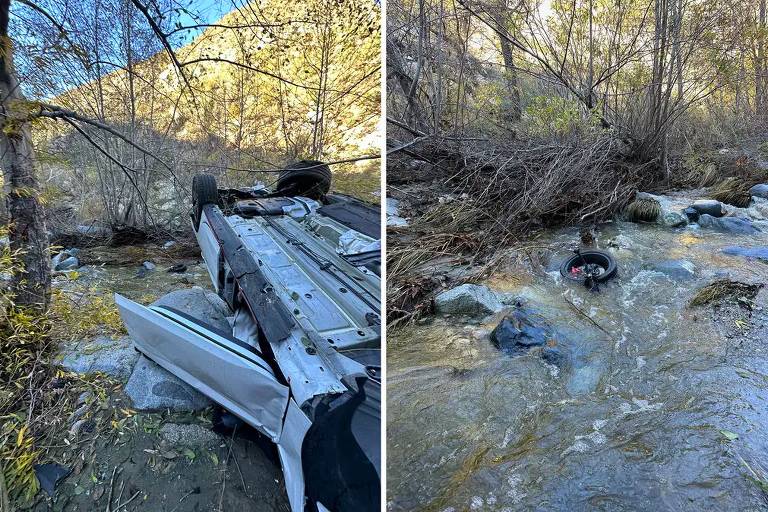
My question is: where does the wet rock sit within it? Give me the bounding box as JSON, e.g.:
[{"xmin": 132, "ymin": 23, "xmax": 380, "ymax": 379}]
[
  {"xmin": 490, "ymin": 309, "xmax": 552, "ymax": 351},
  {"xmin": 698, "ymin": 214, "xmax": 761, "ymax": 234},
  {"xmin": 167, "ymin": 263, "xmax": 187, "ymax": 273},
  {"xmin": 722, "ymin": 246, "xmax": 768, "ymax": 262},
  {"xmin": 651, "ymin": 259, "xmax": 696, "ymax": 280},
  {"xmin": 125, "ymin": 355, "xmax": 212, "ymax": 412},
  {"xmin": 151, "ymin": 287, "xmax": 232, "ymax": 332},
  {"xmin": 159, "ymin": 423, "xmax": 220, "ymax": 447},
  {"xmin": 750, "ymin": 184, "xmax": 768, "ymax": 199},
  {"xmin": 541, "ymin": 346, "xmax": 568, "ymax": 367},
  {"xmin": 434, "ymin": 284, "xmax": 504, "ymax": 316},
  {"xmin": 691, "ymin": 199, "xmax": 724, "ymax": 217},
  {"xmin": 661, "ymin": 212, "xmax": 687, "ymax": 227},
  {"xmin": 58, "ymin": 335, "xmax": 139, "ymax": 381},
  {"xmin": 683, "ymin": 207, "xmax": 700, "ymax": 222}
]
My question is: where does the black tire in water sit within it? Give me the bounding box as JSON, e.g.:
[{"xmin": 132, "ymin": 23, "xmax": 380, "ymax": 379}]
[
  {"xmin": 559, "ymin": 249, "xmax": 617, "ymax": 283},
  {"xmin": 276, "ymin": 160, "xmax": 332, "ymax": 199},
  {"xmin": 192, "ymin": 174, "xmax": 218, "ymax": 229}
]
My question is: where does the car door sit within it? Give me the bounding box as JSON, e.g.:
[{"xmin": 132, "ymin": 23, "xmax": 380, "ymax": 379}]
[{"xmin": 115, "ymin": 294, "xmax": 289, "ymax": 442}]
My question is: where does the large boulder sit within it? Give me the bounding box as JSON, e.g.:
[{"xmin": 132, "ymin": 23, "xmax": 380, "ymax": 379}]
[
  {"xmin": 151, "ymin": 287, "xmax": 232, "ymax": 332},
  {"xmin": 749, "ymin": 184, "xmax": 768, "ymax": 200},
  {"xmin": 721, "ymin": 246, "xmax": 768, "ymax": 262},
  {"xmin": 58, "ymin": 335, "xmax": 139, "ymax": 381},
  {"xmin": 434, "ymin": 284, "xmax": 504, "ymax": 316},
  {"xmin": 698, "ymin": 214, "xmax": 761, "ymax": 235},
  {"xmin": 125, "ymin": 355, "xmax": 212, "ymax": 412}
]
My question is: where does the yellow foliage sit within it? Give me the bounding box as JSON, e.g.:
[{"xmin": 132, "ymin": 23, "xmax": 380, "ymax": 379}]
[
  {"xmin": 0, "ymin": 418, "xmax": 41, "ymax": 502},
  {"xmin": 49, "ymin": 288, "xmax": 126, "ymax": 341}
]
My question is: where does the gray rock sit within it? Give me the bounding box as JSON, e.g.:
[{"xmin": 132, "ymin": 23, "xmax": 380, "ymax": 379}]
[
  {"xmin": 162, "ymin": 241, "xmax": 177, "ymax": 249},
  {"xmin": 142, "ymin": 261, "xmax": 157, "ymax": 271},
  {"xmin": 683, "ymin": 207, "xmax": 699, "ymax": 222},
  {"xmin": 651, "ymin": 260, "xmax": 696, "ymax": 280},
  {"xmin": 55, "ymin": 256, "xmax": 80, "ymax": 271},
  {"xmin": 692, "ymin": 199, "xmax": 724, "ymax": 217},
  {"xmin": 125, "ymin": 355, "xmax": 212, "ymax": 412},
  {"xmin": 660, "ymin": 211, "xmax": 688, "ymax": 227},
  {"xmin": 58, "ymin": 336, "xmax": 139, "ymax": 381},
  {"xmin": 750, "ymin": 184, "xmax": 768, "ymax": 200},
  {"xmin": 151, "ymin": 287, "xmax": 232, "ymax": 332},
  {"xmin": 434, "ymin": 284, "xmax": 504, "ymax": 316},
  {"xmin": 159, "ymin": 423, "xmax": 220, "ymax": 447},
  {"xmin": 698, "ymin": 214, "xmax": 761, "ymax": 234},
  {"xmin": 722, "ymin": 246, "xmax": 768, "ymax": 261}
]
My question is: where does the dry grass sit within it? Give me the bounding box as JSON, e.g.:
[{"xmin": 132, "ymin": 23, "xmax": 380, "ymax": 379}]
[
  {"xmin": 624, "ymin": 198, "xmax": 661, "ymax": 222},
  {"xmin": 709, "ymin": 177, "xmax": 761, "ymax": 208},
  {"xmin": 688, "ymin": 279, "xmax": 762, "ymax": 307}
]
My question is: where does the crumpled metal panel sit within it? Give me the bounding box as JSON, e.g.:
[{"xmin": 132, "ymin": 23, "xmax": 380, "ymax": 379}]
[
  {"xmin": 115, "ymin": 294, "xmax": 289, "ymax": 442},
  {"xmin": 278, "ymin": 399, "xmax": 312, "ymax": 512}
]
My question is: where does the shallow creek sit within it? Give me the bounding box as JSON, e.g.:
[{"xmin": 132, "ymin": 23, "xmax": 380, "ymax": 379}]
[{"xmin": 388, "ymin": 196, "xmax": 768, "ymax": 511}]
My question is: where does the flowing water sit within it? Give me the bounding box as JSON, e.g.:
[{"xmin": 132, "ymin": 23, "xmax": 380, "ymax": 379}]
[{"xmin": 388, "ymin": 194, "xmax": 768, "ymax": 511}]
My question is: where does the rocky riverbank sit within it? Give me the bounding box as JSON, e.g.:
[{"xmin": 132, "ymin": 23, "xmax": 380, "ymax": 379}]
[{"xmin": 387, "ymin": 186, "xmax": 768, "ymax": 511}]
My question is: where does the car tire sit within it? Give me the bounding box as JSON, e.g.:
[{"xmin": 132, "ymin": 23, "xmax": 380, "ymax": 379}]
[
  {"xmin": 276, "ymin": 160, "xmax": 332, "ymax": 199},
  {"xmin": 559, "ymin": 249, "xmax": 617, "ymax": 283},
  {"xmin": 192, "ymin": 174, "xmax": 218, "ymax": 229}
]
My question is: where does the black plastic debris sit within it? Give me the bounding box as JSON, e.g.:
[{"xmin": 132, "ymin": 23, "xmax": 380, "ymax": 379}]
[{"xmin": 34, "ymin": 463, "xmax": 71, "ymax": 497}]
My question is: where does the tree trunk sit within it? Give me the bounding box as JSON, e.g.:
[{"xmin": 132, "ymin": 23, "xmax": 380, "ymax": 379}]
[
  {"xmin": 0, "ymin": 0, "xmax": 51, "ymax": 311},
  {"xmin": 493, "ymin": 8, "xmax": 521, "ymax": 122},
  {"xmin": 757, "ymin": 0, "xmax": 766, "ymax": 119}
]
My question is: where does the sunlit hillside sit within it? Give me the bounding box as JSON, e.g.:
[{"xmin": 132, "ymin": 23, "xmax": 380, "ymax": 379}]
[{"xmin": 30, "ymin": 0, "xmax": 381, "ymax": 230}]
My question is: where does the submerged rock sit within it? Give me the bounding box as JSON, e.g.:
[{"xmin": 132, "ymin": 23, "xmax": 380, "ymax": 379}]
[
  {"xmin": 651, "ymin": 260, "xmax": 696, "ymax": 280},
  {"xmin": 58, "ymin": 335, "xmax": 139, "ymax": 381},
  {"xmin": 721, "ymin": 246, "xmax": 768, "ymax": 262},
  {"xmin": 698, "ymin": 214, "xmax": 761, "ymax": 234},
  {"xmin": 125, "ymin": 355, "xmax": 212, "ymax": 412},
  {"xmin": 435, "ymin": 284, "xmax": 504, "ymax": 316},
  {"xmin": 490, "ymin": 308, "xmax": 552, "ymax": 351}
]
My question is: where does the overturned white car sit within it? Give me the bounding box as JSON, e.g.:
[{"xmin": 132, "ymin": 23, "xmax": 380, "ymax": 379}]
[{"xmin": 115, "ymin": 161, "xmax": 381, "ymax": 512}]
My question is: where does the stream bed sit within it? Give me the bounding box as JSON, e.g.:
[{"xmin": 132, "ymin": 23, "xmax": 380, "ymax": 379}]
[{"xmin": 388, "ymin": 193, "xmax": 768, "ymax": 511}]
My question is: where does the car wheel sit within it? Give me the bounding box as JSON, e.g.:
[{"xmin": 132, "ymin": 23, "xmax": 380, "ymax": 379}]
[{"xmin": 192, "ymin": 174, "xmax": 218, "ymax": 229}]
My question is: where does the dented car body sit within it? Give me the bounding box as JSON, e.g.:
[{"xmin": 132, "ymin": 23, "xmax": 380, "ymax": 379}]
[{"xmin": 116, "ymin": 164, "xmax": 381, "ymax": 512}]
